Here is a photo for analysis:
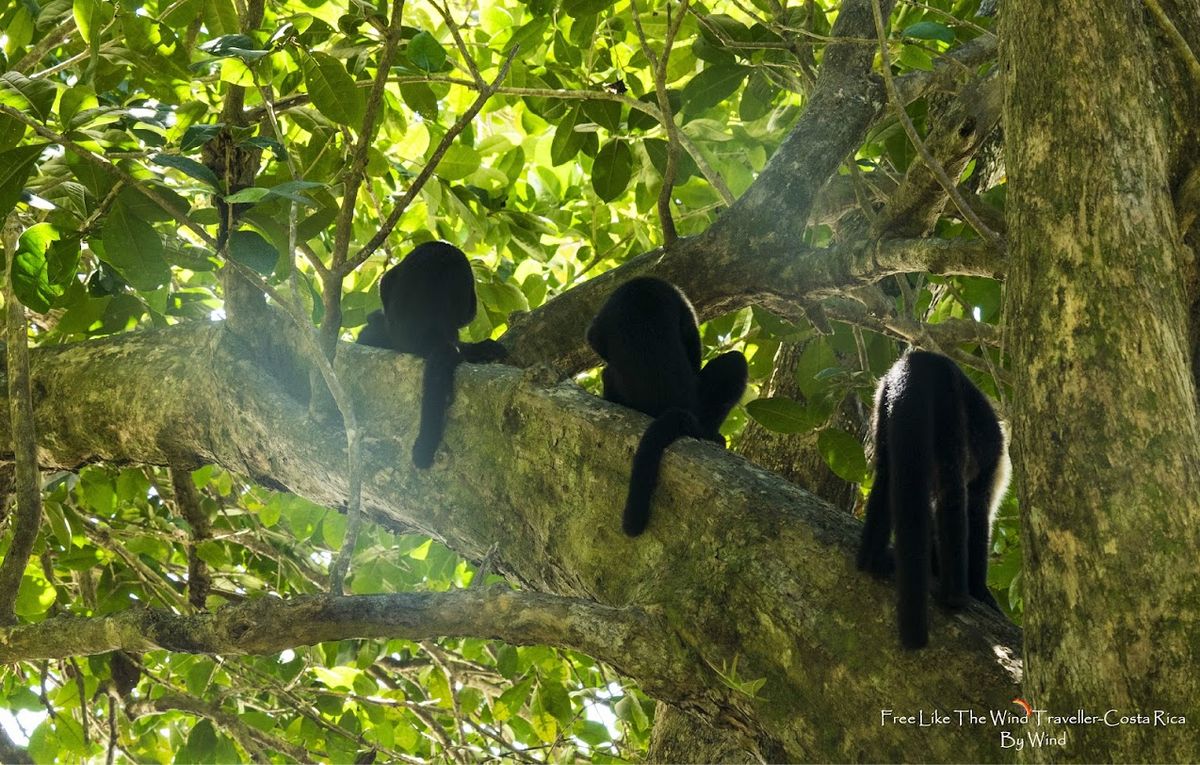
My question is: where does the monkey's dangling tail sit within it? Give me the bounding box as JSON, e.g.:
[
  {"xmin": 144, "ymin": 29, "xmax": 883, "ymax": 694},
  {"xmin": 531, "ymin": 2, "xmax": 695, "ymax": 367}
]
[
  {"xmin": 892, "ymin": 395, "xmax": 940, "ymax": 650},
  {"xmin": 623, "ymin": 408, "xmax": 703, "ymax": 537},
  {"xmin": 411, "ymin": 344, "xmax": 463, "ymax": 468}
]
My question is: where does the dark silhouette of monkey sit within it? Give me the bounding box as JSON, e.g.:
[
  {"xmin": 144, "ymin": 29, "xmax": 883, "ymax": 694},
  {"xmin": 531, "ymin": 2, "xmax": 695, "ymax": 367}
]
[
  {"xmin": 587, "ymin": 277, "xmax": 747, "ymax": 536},
  {"xmin": 357, "ymin": 241, "xmax": 505, "ymax": 467},
  {"xmin": 856, "ymin": 350, "xmax": 1011, "ymax": 649}
]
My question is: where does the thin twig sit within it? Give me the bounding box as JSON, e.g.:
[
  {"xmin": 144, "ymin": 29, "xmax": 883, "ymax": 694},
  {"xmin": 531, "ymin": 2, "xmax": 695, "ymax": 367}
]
[
  {"xmin": 0, "ymin": 104, "xmax": 217, "ymax": 248},
  {"xmin": 1142, "ymin": 0, "xmax": 1200, "ymax": 90},
  {"xmin": 331, "ymin": 0, "xmax": 406, "ymax": 272},
  {"xmin": 13, "ymin": 22, "xmax": 76, "ymax": 74},
  {"xmin": 435, "ymin": 0, "xmax": 485, "ymax": 88},
  {"xmin": 348, "ymin": 46, "xmax": 520, "ymax": 272},
  {"xmin": 869, "ymin": 0, "xmax": 999, "ymax": 243},
  {"xmin": 631, "ymin": 0, "xmax": 692, "ymax": 244}
]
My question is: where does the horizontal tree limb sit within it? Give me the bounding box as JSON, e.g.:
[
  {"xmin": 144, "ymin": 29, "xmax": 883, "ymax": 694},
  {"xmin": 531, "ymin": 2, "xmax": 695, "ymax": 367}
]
[
  {"xmin": 505, "ymin": 235, "xmax": 1005, "ymax": 374},
  {"xmin": 0, "ymin": 323, "xmax": 1022, "ymax": 759},
  {"xmin": 0, "ymin": 588, "xmax": 674, "ymax": 684}
]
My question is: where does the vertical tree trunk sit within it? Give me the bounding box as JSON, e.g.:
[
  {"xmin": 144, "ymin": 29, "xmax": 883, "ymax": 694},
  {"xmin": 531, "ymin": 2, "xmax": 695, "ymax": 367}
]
[{"xmin": 1002, "ymin": 1, "xmax": 1200, "ymax": 760}]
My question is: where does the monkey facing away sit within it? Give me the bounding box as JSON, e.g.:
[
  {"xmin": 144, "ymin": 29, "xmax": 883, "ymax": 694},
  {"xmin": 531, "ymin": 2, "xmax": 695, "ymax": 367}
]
[
  {"xmin": 587, "ymin": 277, "xmax": 748, "ymax": 536},
  {"xmin": 856, "ymin": 350, "xmax": 1011, "ymax": 649},
  {"xmin": 357, "ymin": 241, "xmax": 505, "ymax": 468}
]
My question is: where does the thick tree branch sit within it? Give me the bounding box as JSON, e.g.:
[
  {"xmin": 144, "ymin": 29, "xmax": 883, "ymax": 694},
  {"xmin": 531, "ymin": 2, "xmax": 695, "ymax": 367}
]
[
  {"xmin": 1, "ymin": 324, "xmax": 1021, "ymax": 759},
  {"xmin": 506, "ymin": 234, "xmax": 1004, "ymax": 373},
  {"xmin": 0, "ymin": 725, "xmax": 31, "ymax": 765}
]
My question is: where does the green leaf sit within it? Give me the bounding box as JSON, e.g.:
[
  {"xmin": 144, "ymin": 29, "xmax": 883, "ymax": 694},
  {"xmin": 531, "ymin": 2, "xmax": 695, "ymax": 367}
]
[
  {"xmin": 582, "ymin": 98, "xmax": 621, "ymax": 131},
  {"xmin": 301, "ymin": 51, "xmax": 365, "ymax": 126},
  {"xmin": 0, "ymin": 113, "xmax": 25, "ymax": 151},
  {"xmin": 228, "ymin": 230, "xmax": 278, "ymax": 275},
  {"xmin": 199, "ymin": 33, "xmax": 270, "ymax": 61},
  {"xmin": 0, "ymin": 71, "xmax": 57, "ymax": 121},
  {"xmin": 739, "ymin": 70, "xmax": 777, "ymax": 122},
  {"xmin": 116, "ymin": 187, "xmax": 191, "ymax": 223},
  {"xmin": 816, "ymin": 428, "xmax": 870, "ymax": 482},
  {"xmin": 0, "ymin": 144, "xmax": 45, "ymax": 218},
  {"xmin": 509, "ymin": 16, "xmax": 550, "ymax": 54},
  {"xmin": 407, "ymin": 31, "xmax": 447, "ymax": 72},
  {"xmin": 180, "ymin": 123, "xmax": 223, "ymax": 152},
  {"xmin": 13, "ymin": 224, "xmax": 65, "ymax": 312},
  {"xmin": 200, "ymin": 0, "xmax": 238, "ymax": 36},
  {"xmin": 15, "ymin": 563, "xmax": 56, "ymax": 618},
  {"xmin": 265, "ymin": 179, "xmax": 324, "ymax": 204},
  {"xmin": 562, "ymin": 0, "xmax": 610, "ymax": 16},
  {"xmin": 615, "ymin": 693, "xmax": 650, "ymax": 731},
  {"xmin": 100, "ymin": 203, "xmax": 171, "ymax": 290},
  {"xmin": 178, "ymin": 720, "xmax": 218, "ymax": 765},
  {"xmin": 436, "ymin": 143, "xmax": 481, "ymax": 181},
  {"xmin": 681, "ymin": 63, "xmax": 749, "ymax": 118},
  {"xmin": 901, "ymin": 21, "xmax": 956, "ymax": 44},
  {"xmin": 4, "ymin": 5, "xmax": 34, "ymax": 53},
  {"xmin": 538, "ymin": 681, "xmax": 573, "ymax": 727},
  {"xmin": 551, "ymin": 104, "xmax": 585, "ymax": 165},
  {"xmin": 58, "ymin": 85, "xmax": 98, "ymax": 130},
  {"xmin": 73, "ymin": 0, "xmax": 115, "ymax": 45},
  {"xmin": 400, "ymin": 83, "xmax": 439, "ymax": 121},
  {"xmin": 591, "ymin": 140, "xmax": 632, "ymax": 201},
  {"xmin": 642, "ymin": 138, "xmax": 699, "ymax": 183},
  {"xmin": 745, "ymin": 397, "xmax": 822, "ymax": 434},
  {"xmin": 244, "ymin": 135, "xmax": 287, "ymax": 160},
  {"xmin": 152, "ymin": 154, "xmax": 222, "ymax": 189},
  {"xmin": 221, "ymin": 187, "xmax": 270, "ymax": 204}
]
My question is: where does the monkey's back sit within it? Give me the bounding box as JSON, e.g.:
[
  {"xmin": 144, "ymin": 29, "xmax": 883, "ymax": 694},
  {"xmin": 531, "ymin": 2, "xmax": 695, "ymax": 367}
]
[
  {"xmin": 381, "ymin": 241, "xmax": 477, "ymax": 354},
  {"xmin": 587, "ymin": 277, "xmax": 701, "ymax": 417},
  {"xmin": 879, "ymin": 351, "xmax": 1004, "ymax": 483}
]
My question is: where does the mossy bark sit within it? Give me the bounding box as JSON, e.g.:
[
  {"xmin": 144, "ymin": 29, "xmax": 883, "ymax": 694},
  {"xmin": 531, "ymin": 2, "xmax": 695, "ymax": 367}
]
[
  {"xmin": 0, "ymin": 323, "xmax": 1022, "ymax": 761},
  {"xmin": 1002, "ymin": 0, "xmax": 1200, "ymax": 760}
]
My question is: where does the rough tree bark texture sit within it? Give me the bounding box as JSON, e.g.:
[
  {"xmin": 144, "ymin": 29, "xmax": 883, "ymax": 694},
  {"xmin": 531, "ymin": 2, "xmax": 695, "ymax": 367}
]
[
  {"xmin": 1002, "ymin": 0, "xmax": 1200, "ymax": 760},
  {"xmin": 0, "ymin": 325, "xmax": 1023, "ymax": 761}
]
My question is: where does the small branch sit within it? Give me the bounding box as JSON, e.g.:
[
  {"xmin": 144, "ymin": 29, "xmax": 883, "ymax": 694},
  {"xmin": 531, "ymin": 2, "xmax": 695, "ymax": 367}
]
[
  {"xmin": 0, "ymin": 588, "xmax": 670, "ymax": 677},
  {"xmin": 632, "ymin": 0, "xmax": 692, "ymax": 244},
  {"xmin": 869, "ymin": 0, "xmax": 999, "ymax": 242},
  {"xmin": 0, "ymin": 219, "xmax": 43, "ymax": 627},
  {"xmin": 82, "ymin": 523, "xmax": 189, "ymax": 611},
  {"xmin": 347, "ymin": 47, "xmax": 520, "ymax": 273},
  {"xmin": 435, "ymin": 0, "xmax": 485, "ymax": 88},
  {"xmin": 821, "ymin": 291, "xmax": 1003, "ymax": 370},
  {"xmin": 169, "ymin": 467, "xmax": 212, "ymax": 611},
  {"xmin": 331, "ymin": 0, "xmax": 406, "ymax": 272},
  {"xmin": 0, "ymin": 104, "xmax": 216, "ymax": 249},
  {"xmin": 128, "ymin": 692, "xmax": 305, "ymax": 761},
  {"xmin": 13, "ymin": 22, "xmax": 76, "ymax": 74},
  {"xmin": 1142, "ymin": 0, "xmax": 1200, "ymax": 90}
]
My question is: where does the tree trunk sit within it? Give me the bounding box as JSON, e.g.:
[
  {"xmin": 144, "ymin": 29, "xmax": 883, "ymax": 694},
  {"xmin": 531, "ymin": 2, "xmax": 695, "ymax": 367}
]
[{"xmin": 1002, "ymin": 0, "xmax": 1200, "ymax": 759}]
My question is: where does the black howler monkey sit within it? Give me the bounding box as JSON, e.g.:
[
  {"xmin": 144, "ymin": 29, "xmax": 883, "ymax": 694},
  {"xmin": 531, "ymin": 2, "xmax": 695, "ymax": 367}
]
[
  {"xmin": 357, "ymin": 241, "xmax": 505, "ymax": 468},
  {"xmin": 856, "ymin": 350, "xmax": 1011, "ymax": 649},
  {"xmin": 587, "ymin": 277, "xmax": 748, "ymax": 536}
]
